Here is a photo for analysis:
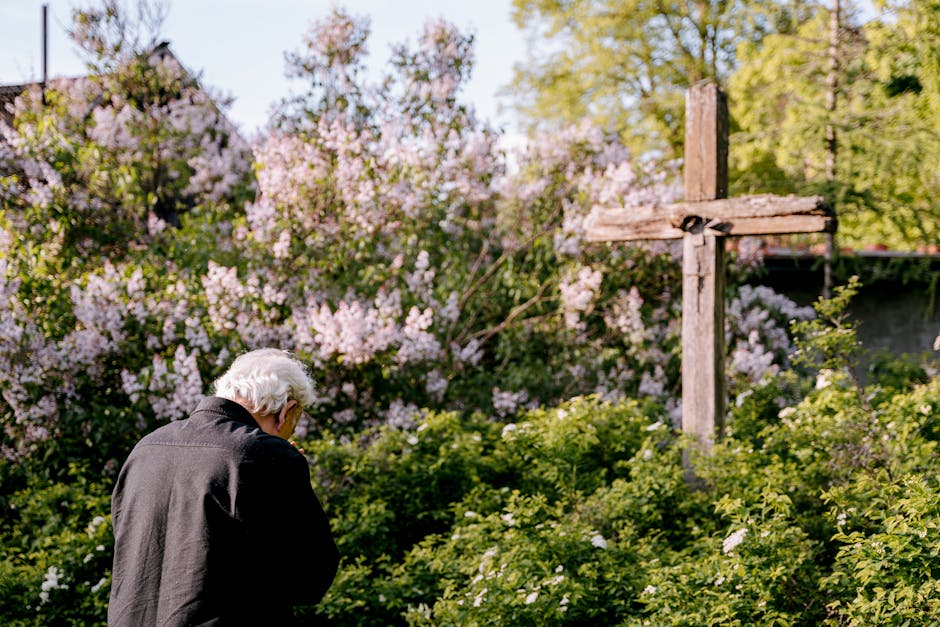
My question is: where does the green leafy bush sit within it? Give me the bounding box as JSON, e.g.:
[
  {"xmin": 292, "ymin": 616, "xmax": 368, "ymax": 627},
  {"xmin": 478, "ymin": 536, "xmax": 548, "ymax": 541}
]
[{"xmin": 0, "ymin": 467, "xmax": 112, "ymax": 626}]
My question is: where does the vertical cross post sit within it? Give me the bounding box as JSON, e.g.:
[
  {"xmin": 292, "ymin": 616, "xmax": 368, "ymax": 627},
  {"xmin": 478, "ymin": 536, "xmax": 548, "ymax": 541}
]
[{"xmin": 681, "ymin": 83, "xmax": 728, "ymax": 451}]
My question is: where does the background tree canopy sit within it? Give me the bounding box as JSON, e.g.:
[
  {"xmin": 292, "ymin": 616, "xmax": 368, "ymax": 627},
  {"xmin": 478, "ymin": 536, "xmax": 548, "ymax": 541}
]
[{"xmin": 507, "ymin": 0, "xmax": 940, "ymax": 250}]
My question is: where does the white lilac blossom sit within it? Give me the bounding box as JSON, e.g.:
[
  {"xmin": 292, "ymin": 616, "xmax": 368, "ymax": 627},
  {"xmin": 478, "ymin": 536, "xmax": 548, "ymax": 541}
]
[
  {"xmin": 86, "ymin": 515, "xmax": 107, "ymax": 536},
  {"xmin": 405, "ymin": 250, "xmax": 436, "ymax": 300},
  {"xmin": 605, "ymin": 287, "xmax": 648, "ymax": 347}
]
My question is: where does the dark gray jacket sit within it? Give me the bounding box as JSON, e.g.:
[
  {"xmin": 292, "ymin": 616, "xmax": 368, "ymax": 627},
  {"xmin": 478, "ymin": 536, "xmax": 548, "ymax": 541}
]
[{"xmin": 109, "ymin": 396, "xmax": 339, "ymax": 626}]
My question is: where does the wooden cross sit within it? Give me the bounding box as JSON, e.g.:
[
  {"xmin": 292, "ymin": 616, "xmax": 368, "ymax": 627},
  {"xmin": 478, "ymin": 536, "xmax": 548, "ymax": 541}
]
[{"xmin": 585, "ymin": 83, "xmax": 836, "ymax": 451}]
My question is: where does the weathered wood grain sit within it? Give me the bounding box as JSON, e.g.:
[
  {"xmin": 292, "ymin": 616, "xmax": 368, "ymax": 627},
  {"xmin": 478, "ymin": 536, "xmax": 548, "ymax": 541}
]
[
  {"xmin": 682, "ymin": 232, "xmax": 725, "ymax": 448},
  {"xmin": 584, "ymin": 194, "xmax": 835, "ymax": 242}
]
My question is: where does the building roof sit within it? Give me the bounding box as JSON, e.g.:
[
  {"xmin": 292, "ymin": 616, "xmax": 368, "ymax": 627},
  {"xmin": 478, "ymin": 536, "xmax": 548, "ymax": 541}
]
[{"xmin": 0, "ymin": 41, "xmax": 178, "ymax": 125}]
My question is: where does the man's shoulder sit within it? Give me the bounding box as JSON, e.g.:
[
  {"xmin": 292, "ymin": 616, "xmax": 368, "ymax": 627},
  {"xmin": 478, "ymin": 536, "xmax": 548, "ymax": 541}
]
[
  {"xmin": 244, "ymin": 431, "xmax": 305, "ymax": 465},
  {"xmin": 133, "ymin": 413, "xmax": 257, "ymax": 457}
]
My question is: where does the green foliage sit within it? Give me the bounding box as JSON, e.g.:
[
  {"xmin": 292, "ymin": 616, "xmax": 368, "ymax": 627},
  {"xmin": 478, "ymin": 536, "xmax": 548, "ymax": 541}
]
[
  {"xmin": 290, "ymin": 281, "xmax": 940, "ymax": 625},
  {"xmin": 791, "ymin": 276, "xmax": 864, "ymax": 374},
  {"xmin": 823, "ymin": 475, "xmax": 940, "ymax": 625},
  {"xmin": 506, "ymin": 0, "xmax": 815, "ymax": 158},
  {"xmin": 0, "ymin": 466, "xmax": 112, "ymax": 626},
  {"xmin": 728, "ymin": 0, "xmax": 940, "ymax": 251},
  {"xmin": 300, "ymin": 359, "xmax": 940, "ymax": 625}
]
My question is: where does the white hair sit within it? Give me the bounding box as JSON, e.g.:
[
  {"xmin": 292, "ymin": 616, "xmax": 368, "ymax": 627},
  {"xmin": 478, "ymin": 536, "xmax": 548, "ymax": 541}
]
[{"xmin": 213, "ymin": 348, "xmax": 315, "ymax": 415}]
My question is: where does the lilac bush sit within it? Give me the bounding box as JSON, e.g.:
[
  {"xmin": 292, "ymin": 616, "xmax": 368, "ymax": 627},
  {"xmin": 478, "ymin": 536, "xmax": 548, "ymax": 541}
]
[{"xmin": 0, "ymin": 6, "xmax": 811, "ymax": 464}]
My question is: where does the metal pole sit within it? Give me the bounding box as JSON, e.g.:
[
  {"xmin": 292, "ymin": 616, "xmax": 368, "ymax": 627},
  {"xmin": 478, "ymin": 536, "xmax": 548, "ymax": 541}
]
[{"xmin": 41, "ymin": 4, "xmax": 48, "ymax": 105}]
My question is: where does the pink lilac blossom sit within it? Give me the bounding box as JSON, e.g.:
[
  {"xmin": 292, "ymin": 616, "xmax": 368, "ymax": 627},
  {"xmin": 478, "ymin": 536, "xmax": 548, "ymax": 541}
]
[
  {"xmin": 638, "ymin": 365, "xmax": 667, "ymax": 398},
  {"xmin": 451, "ymin": 338, "xmax": 483, "ymax": 366},
  {"xmin": 605, "ymin": 287, "xmax": 648, "ymax": 347},
  {"xmin": 731, "ymin": 330, "xmax": 779, "ymax": 382},
  {"xmin": 559, "ymin": 266, "xmax": 604, "ymax": 330},
  {"xmin": 384, "ymin": 399, "xmax": 421, "ymax": 430},
  {"xmin": 301, "ymin": 298, "xmax": 396, "ymax": 365},
  {"xmin": 425, "ymin": 369, "xmax": 448, "ymax": 400},
  {"xmin": 726, "ymin": 285, "xmax": 814, "ymax": 383},
  {"xmin": 144, "ymin": 346, "xmax": 204, "ymax": 422},
  {"xmin": 396, "ymin": 306, "xmax": 442, "ymax": 365},
  {"xmin": 492, "ymin": 388, "xmax": 529, "ymax": 417},
  {"xmin": 201, "ymin": 261, "xmax": 246, "ymax": 332}
]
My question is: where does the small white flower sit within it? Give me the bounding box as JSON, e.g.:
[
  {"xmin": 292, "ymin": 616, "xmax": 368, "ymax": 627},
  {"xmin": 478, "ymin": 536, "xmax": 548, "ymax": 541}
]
[
  {"xmin": 778, "ymin": 407, "xmax": 796, "ymax": 419},
  {"xmin": 590, "ymin": 534, "xmax": 608, "ymax": 549},
  {"xmin": 555, "ymin": 565, "xmax": 564, "ymax": 573},
  {"xmin": 642, "ymin": 585, "xmax": 657, "ymax": 595},
  {"xmin": 86, "ymin": 515, "xmax": 106, "ymax": 536},
  {"xmin": 524, "ymin": 591, "xmax": 539, "ymax": 604},
  {"xmin": 464, "ymin": 510, "xmax": 479, "ymax": 519},
  {"xmin": 501, "ymin": 512, "xmax": 516, "ymax": 526},
  {"xmin": 722, "ymin": 528, "xmax": 748, "ymax": 554},
  {"xmin": 933, "ymin": 332, "xmax": 940, "ymax": 351},
  {"xmin": 645, "ymin": 421, "xmax": 664, "ymax": 431},
  {"xmin": 714, "ymin": 575, "xmax": 725, "ymax": 586},
  {"xmin": 90, "ymin": 577, "xmax": 107, "ymax": 593}
]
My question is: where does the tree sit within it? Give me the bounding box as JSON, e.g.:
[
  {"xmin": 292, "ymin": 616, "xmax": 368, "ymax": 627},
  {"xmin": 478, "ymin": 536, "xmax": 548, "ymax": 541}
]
[
  {"xmin": 505, "ymin": 0, "xmax": 815, "ymax": 158},
  {"xmin": 728, "ymin": 0, "xmax": 940, "ymax": 250}
]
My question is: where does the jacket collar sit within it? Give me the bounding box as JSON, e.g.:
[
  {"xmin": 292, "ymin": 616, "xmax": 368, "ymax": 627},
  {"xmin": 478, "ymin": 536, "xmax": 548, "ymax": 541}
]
[{"xmin": 190, "ymin": 396, "xmax": 261, "ymax": 430}]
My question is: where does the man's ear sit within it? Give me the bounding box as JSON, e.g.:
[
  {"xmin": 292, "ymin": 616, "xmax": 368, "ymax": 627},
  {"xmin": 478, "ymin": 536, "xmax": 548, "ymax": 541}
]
[{"xmin": 276, "ymin": 399, "xmax": 298, "ymax": 429}]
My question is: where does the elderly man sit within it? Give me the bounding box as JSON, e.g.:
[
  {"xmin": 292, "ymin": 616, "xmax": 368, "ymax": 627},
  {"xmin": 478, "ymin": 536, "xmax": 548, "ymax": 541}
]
[{"xmin": 109, "ymin": 349, "xmax": 339, "ymax": 626}]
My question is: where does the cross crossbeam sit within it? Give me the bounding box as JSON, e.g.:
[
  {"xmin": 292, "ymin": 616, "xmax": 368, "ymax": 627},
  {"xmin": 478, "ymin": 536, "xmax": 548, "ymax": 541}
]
[{"xmin": 585, "ymin": 194, "xmax": 835, "ymax": 242}]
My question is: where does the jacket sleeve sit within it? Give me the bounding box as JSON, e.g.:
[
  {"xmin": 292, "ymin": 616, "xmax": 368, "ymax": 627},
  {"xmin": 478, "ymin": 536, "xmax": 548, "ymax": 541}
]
[{"xmin": 238, "ymin": 442, "xmax": 340, "ymax": 606}]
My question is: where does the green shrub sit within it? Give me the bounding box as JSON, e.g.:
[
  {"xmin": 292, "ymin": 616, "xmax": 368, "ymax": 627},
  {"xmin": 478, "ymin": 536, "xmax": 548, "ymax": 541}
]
[{"xmin": 0, "ymin": 467, "xmax": 112, "ymax": 626}]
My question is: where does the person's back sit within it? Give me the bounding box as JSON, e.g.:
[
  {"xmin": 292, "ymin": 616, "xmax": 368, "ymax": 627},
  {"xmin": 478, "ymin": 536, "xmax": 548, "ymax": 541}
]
[{"xmin": 109, "ymin": 351, "xmax": 338, "ymax": 627}]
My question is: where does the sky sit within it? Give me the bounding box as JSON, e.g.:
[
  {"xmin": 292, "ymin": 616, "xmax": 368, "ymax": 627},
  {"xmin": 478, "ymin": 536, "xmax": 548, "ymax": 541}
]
[{"xmin": 1, "ymin": 0, "xmax": 528, "ymax": 135}]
